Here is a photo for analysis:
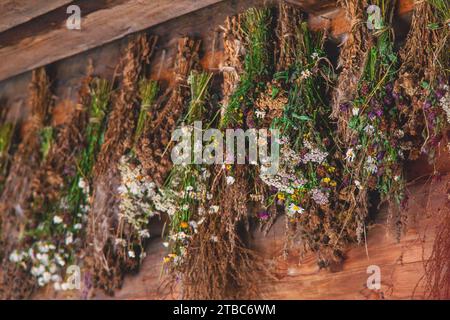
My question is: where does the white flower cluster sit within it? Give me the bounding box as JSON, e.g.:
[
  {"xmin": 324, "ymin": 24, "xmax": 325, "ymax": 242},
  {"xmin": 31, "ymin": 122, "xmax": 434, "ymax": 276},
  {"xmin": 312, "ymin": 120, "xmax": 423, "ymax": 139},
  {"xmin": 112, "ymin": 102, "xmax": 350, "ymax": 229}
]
[
  {"xmin": 117, "ymin": 155, "xmax": 160, "ymax": 259},
  {"xmin": 77, "ymin": 178, "xmax": 91, "ymax": 214},
  {"xmin": 152, "ymin": 189, "xmax": 178, "ymax": 217},
  {"xmin": 300, "ymin": 69, "xmax": 312, "ymax": 81},
  {"xmin": 9, "ymin": 241, "xmax": 73, "ymax": 290},
  {"xmin": 260, "ymin": 141, "xmax": 306, "ymax": 194},
  {"xmin": 364, "ymin": 155, "xmax": 378, "ymax": 174},
  {"xmin": 310, "ymin": 188, "xmax": 329, "ymax": 206}
]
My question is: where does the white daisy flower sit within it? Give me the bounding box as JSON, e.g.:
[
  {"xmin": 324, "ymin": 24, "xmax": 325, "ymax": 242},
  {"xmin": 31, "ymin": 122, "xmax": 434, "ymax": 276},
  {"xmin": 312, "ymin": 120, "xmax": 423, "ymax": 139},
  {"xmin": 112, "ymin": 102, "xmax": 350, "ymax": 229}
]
[
  {"xmin": 287, "ymin": 203, "xmax": 304, "ymax": 216},
  {"xmin": 345, "ymin": 148, "xmax": 356, "ymax": 162}
]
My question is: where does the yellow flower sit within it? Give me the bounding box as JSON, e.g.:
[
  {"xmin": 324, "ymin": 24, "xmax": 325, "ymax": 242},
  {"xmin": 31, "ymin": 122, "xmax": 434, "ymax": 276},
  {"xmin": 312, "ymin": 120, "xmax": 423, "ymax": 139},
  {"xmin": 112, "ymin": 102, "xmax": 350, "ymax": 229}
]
[
  {"xmin": 277, "ymin": 193, "xmax": 285, "ymax": 201},
  {"xmin": 163, "ymin": 257, "xmax": 171, "ymax": 263},
  {"xmin": 168, "ymin": 254, "xmax": 177, "ymax": 259},
  {"xmin": 330, "ymin": 181, "xmax": 337, "ymax": 187},
  {"xmin": 322, "ymin": 177, "xmax": 331, "ymax": 184},
  {"xmin": 226, "ymin": 164, "xmax": 233, "ymax": 171},
  {"xmin": 180, "ymin": 222, "xmax": 189, "ymax": 229},
  {"xmin": 327, "ymin": 166, "xmax": 336, "ymax": 173}
]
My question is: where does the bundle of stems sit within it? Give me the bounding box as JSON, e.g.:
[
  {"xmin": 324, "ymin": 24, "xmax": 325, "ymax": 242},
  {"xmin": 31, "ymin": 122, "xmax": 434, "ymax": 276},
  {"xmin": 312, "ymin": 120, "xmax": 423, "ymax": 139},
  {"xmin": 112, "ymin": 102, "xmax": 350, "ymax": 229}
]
[
  {"xmin": 264, "ymin": 9, "xmax": 350, "ymax": 263},
  {"xmin": 94, "ymin": 34, "xmax": 156, "ymax": 176},
  {"xmin": 335, "ymin": 0, "xmax": 408, "ymax": 240},
  {"xmin": 162, "ymin": 70, "xmax": 213, "ymax": 261},
  {"xmin": 220, "ymin": 7, "xmax": 272, "ymax": 128},
  {"xmin": 394, "ymin": 0, "xmax": 449, "ymax": 161},
  {"xmin": 133, "ymin": 79, "xmax": 159, "ymax": 148},
  {"xmin": 332, "ymin": 0, "xmax": 371, "ymax": 122},
  {"xmin": 88, "ymin": 34, "xmax": 157, "ymax": 294},
  {"xmin": 3, "ymin": 71, "xmax": 93, "ymax": 299},
  {"xmin": 179, "ymin": 8, "xmax": 274, "ymax": 299},
  {"xmin": 68, "ymin": 78, "xmax": 111, "ymax": 216},
  {"xmin": 423, "ymin": 211, "xmax": 450, "ymax": 299},
  {"xmin": 178, "ymin": 74, "xmax": 258, "ymax": 299},
  {"xmin": 136, "ymin": 37, "xmax": 201, "ymax": 186},
  {"xmin": 113, "ymin": 78, "xmax": 160, "ymax": 273}
]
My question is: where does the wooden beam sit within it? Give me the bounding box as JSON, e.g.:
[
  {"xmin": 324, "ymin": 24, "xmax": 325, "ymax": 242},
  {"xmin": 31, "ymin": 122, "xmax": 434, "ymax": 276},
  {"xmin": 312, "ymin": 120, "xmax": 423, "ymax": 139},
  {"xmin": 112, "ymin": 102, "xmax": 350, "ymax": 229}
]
[
  {"xmin": 0, "ymin": 0, "xmax": 225, "ymax": 82},
  {"xmin": 0, "ymin": 0, "xmax": 415, "ymax": 84},
  {"xmin": 0, "ymin": 0, "xmax": 72, "ymax": 33}
]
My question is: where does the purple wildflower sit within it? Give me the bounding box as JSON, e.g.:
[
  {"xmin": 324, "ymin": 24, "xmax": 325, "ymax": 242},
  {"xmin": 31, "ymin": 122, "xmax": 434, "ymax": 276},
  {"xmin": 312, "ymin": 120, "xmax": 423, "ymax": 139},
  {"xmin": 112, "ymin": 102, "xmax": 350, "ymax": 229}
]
[
  {"xmin": 385, "ymin": 82, "xmax": 393, "ymax": 93},
  {"xmin": 257, "ymin": 211, "xmax": 270, "ymax": 220},
  {"xmin": 340, "ymin": 103, "xmax": 350, "ymax": 112},
  {"xmin": 383, "ymin": 95, "xmax": 393, "ymax": 106}
]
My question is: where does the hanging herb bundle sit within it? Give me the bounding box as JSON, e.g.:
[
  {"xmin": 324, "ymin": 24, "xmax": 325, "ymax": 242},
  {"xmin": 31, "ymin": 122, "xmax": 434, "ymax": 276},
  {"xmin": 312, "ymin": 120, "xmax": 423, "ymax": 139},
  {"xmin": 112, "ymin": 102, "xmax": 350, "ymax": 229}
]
[
  {"xmin": 136, "ymin": 37, "xmax": 201, "ymax": 186},
  {"xmin": 0, "ymin": 68, "xmax": 53, "ymax": 299},
  {"xmin": 332, "ymin": 0, "xmax": 371, "ymax": 122},
  {"xmin": 179, "ymin": 73, "xmax": 259, "ymax": 299},
  {"xmin": 258, "ymin": 3, "xmax": 350, "ymax": 264},
  {"xmin": 221, "ymin": 7, "xmax": 276, "ymax": 229},
  {"xmin": 0, "ymin": 108, "xmax": 15, "ymax": 194},
  {"xmin": 94, "ymin": 35, "xmax": 156, "ymax": 176},
  {"xmin": 335, "ymin": 0, "xmax": 409, "ymax": 241},
  {"xmin": 394, "ymin": 0, "xmax": 449, "ymax": 161},
  {"xmin": 113, "ymin": 79, "xmax": 160, "ymax": 270},
  {"xmin": 220, "ymin": 7, "xmax": 273, "ymax": 129},
  {"xmin": 88, "ymin": 35, "xmax": 157, "ymax": 294},
  {"xmin": 159, "ymin": 71, "xmax": 214, "ymax": 268},
  {"xmin": 5, "ymin": 75, "xmax": 111, "ymax": 296},
  {"xmin": 174, "ymin": 8, "xmax": 274, "ymax": 300}
]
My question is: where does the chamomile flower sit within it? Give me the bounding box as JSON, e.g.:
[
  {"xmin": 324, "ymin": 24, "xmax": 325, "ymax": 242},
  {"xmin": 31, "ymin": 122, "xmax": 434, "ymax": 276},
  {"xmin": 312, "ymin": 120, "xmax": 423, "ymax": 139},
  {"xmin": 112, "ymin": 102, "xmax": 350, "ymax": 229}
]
[
  {"xmin": 345, "ymin": 148, "xmax": 356, "ymax": 162},
  {"xmin": 287, "ymin": 203, "xmax": 304, "ymax": 216}
]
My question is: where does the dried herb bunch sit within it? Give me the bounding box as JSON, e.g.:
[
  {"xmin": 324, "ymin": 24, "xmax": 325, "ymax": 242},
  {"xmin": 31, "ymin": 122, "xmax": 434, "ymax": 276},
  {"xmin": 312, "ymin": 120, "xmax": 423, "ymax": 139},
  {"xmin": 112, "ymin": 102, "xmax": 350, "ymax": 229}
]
[
  {"xmin": 0, "ymin": 68, "xmax": 53, "ymax": 299},
  {"xmin": 258, "ymin": 3, "xmax": 351, "ymax": 264},
  {"xmin": 333, "ymin": 0, "xmax": 411, "ymax": 241},
  {"xmin": 5, "ymin": 73, "xmax": 112, "ymax": 296},
  {"xmin": 220, "ymin": 7, "xmax": 273, "ymax": 128},
  {"xmin": 175, "ymin": 8, "xmax": 274, "ymax": 299},
  {"xmin": 332, "ymin": 0, "xmax": 371, "ymax": 123},
  {"xmin": 112, "ymin": 79, "xmax": 160, "ymax": 273},
  {"xmin": 159, "ymin": 71, "xmax": 214, "ymax": 267},
  {"xmin": 136, "ymin": 37, "xmax": 201, "ymax": 186},
  {"xmin": 394, "ymin": 0, "xmax": 449, "ymax": 161},
  {"xmin": 94, "ymin": 34, "xmax": 156, "ymax": 176}
]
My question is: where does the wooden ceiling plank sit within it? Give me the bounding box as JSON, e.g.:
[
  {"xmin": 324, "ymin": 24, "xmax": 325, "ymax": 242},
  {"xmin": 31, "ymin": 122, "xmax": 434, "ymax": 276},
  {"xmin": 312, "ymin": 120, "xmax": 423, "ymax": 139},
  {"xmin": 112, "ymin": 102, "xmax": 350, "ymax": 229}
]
[
  {"xmin": 0, "ymin": 0, "xmax": 415, "ymax": 83},
  {"xmin": 0, "ymin": 0, "xmax": 223, "ymax": 81},
  {"xmin": 0, "ymin": 0, "xmax": 224, "ymax": 82}
]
